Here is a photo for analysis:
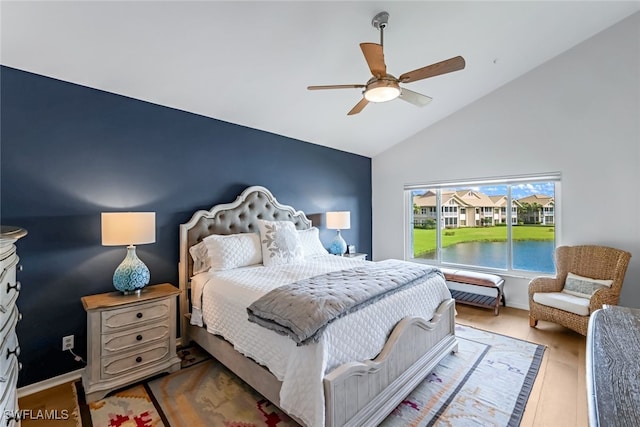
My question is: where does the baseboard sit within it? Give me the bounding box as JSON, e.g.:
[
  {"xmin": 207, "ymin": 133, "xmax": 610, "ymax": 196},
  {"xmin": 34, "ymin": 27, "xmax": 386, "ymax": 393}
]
[
  {"xmin": 508, "ymin": 302, "xmax": 529, "ymax": 311},
  {"xmin": 17, "ymin": 368, "xmax": 84, "ymax": 398}
]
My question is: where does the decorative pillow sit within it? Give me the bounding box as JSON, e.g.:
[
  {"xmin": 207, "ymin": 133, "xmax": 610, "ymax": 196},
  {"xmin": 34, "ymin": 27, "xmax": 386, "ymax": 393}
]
[
  {"xmin": 189, "ymin": 240, "xmax": 211, "ymax": 275},
  {"xmin": 561, "ymin": 272, "xmax": 613, "ymax": 299},
  {"xmin": 298, "ymin": 227, "xmax": 328, "ymax": 257},
  {"xmin": 258, "ymin": 220, "xmax": 304, "ymax": 266},
  {"xmin": 189, "ymin": 232, "xmax": 262, "ymax": 274}
]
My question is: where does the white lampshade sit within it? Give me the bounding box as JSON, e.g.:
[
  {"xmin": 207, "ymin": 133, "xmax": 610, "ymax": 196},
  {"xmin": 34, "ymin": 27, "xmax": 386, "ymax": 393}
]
[
  {"xmin": 326, "ymin": 211, "xmax": 351, "ymax": 230},
  {"xmin": 101, "ymin": 212, "xmax": 156, "ymax": 246}
]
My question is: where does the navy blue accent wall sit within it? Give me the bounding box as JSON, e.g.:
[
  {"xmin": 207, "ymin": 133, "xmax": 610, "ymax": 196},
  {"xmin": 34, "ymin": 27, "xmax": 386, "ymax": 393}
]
[{"xmin": 0, "ymin": 66, "xmax": 372, "ymax": 387}]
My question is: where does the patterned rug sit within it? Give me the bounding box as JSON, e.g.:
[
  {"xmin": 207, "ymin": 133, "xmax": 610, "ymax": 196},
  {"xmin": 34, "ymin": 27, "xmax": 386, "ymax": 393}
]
[
  {"xmin": 85, "ymin": 326, "xmax": 544, "ymax": 426},
  {"xmin": 88, "ymin": 384, "xmax": 164, "ymax": 427}
]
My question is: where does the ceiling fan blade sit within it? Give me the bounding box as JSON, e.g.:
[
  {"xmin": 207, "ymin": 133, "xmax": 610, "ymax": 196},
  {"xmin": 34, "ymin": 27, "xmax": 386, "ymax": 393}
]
[
  {"xmin": 307, "ymin": 84, "xmax": 366, "ymax": 90},
  {"xmin": 399, "ymin": 56, "xmax": 466, "ymax": 83},
  {"xmin": 360, "ymin": 43, "xmax": 386, "ymax": 78},
  {"xmin": 347, "ymin": 98, "xmax": 369, "ymax": 115},
  {"xmin": 398, "ymin": 88, "xmax": 433, "ymax": 107}
]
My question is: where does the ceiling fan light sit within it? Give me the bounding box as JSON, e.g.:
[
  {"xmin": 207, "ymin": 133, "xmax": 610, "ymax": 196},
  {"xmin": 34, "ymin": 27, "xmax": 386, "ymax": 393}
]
[
  {"xmin": 364, "ymin": 80, "xmax": 400, "ymax": 103},
  {"xmin": 365, "ymin": 86, "xmax": 400, "ymax": 102}
]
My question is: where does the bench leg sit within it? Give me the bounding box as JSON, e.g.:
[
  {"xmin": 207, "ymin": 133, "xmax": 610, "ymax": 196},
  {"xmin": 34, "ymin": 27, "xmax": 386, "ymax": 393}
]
[
  {"xmin": 494, "ymin": 289, "xmax": 504, "ymax": 316},
  {"xmin": 529, "ymin": 316, "xmax": 538, "ymax": 328}
]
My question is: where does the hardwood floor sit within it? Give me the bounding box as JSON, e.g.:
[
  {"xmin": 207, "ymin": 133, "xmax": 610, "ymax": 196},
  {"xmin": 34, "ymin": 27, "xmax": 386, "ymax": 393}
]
[
  {"xmin": 455, "ymin": 304, "xmax": 588, "ymax": 427},
  {"xmin": 18, "ymin": 304, "xmax": 588, "ymax": 426},
  {"xmin": 18, "ymin": 382, "xmax": 81, "ymax": 427}
]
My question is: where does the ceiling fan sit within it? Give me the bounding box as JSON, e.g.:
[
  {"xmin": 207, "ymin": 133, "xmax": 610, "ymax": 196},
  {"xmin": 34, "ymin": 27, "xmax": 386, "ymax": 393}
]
[{"xmin": 307, "ymin": 11, "xmax": 466, "ymax": 115}]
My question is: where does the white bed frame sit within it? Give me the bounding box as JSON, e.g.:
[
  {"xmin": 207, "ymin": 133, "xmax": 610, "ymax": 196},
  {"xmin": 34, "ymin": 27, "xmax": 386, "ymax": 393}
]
[{"xmin": 178, "ymin": 186, "xmax": 457, "ymax": 427}]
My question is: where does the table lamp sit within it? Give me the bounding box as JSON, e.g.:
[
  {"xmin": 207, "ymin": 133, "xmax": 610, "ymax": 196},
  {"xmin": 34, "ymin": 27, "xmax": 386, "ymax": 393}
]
[
  {"xmin": 101, "ymin": 212, "xmax": 155, "ymax": 294},
  {"xmin": 326, "ymin": 211, "xmax": 350, "ymax": 255}
]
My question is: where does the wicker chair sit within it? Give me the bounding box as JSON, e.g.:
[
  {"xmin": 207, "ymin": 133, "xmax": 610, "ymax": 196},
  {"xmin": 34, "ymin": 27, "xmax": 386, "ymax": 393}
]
[{"xmin": 528, "ymin": 245, "xmax": 631, "ymax": 336}]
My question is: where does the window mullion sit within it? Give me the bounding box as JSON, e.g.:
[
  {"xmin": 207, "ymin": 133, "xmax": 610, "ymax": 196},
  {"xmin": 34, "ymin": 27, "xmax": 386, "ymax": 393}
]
[
  {"xmin": 436, "ymin": 190, "xmax": 442, "ymax": 263},
  {"xmin": 507, "ymin": 186, "xmax": 513, "ymax": 270}
]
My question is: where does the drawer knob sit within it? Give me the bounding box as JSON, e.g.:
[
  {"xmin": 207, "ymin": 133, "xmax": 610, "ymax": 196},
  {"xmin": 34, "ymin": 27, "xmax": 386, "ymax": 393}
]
[
  {"xmin": 17, "ymin": 312, "xmax": 23, "ymax": 322},
  {"xmin": 136, "ymin": 312, "xmax": 143, "ymax": 319},
  {"xmin": 18, "ymin": 362, "xmax": 23, "ymax": 371},
  {"xmin": 7, "ymin": 281, "xmax": 21, "ymax": 293},
  {"xmin": 17, "ymin": 264, "xmax": 23, "ymax": 272},
  {"xmin": 7, "ymin": 345, "xmax": 20, "ymax": 359},
  {"xmin": 136, "ymin": 356, "xmax": 142, "ymax": 363},
  {"xmin": 136, "ymin": 334, "xmax": 143, "ymax": 341}
]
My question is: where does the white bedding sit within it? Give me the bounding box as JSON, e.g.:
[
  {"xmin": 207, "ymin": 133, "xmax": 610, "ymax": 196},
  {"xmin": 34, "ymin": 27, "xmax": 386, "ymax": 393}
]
[{"xmin": 190, "ymin": 254, "xmax": 451, "ymax": 427}]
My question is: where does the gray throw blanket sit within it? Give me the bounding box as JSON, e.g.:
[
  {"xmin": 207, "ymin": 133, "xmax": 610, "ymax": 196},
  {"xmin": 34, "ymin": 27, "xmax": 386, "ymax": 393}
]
[{"xmin": 247, "ymin": 260, "xmax": 443, "ymax": 345}]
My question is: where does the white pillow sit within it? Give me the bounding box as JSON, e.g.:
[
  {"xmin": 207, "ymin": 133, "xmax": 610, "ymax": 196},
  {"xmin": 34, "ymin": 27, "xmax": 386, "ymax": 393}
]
[
  {"xmin": 561, "ymin": 272, "xmax": 613, "ymax": 299},
  {"xmin": 189, "ymin": 232, "xmax": 262, "ymax": 274},
  {"xmin": 258, "ymin": 220, "xmax": 304, "ymax": 266},
  {"xmin": 298, "ymin": 227, "xmax": 328, "ymax": 257}
]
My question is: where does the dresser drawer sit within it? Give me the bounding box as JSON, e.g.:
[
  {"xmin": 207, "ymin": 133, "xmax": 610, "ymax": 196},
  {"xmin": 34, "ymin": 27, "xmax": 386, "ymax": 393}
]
[
  {"xmin": 0, "ymin": 355, "xmax": 18, "ymax": 403},
  {"xmin": 0, "ymin": 363, "xmax": 19, "ymax": 427},
  {"xmin": 1, "ymin": 329, "xmax": 20, "ymax": 380},
  {"xmin": 102, "ymin": 323, "xmax": 170, "ymax": 355},
  {"xmin": 0, "ymin": 306, "xmax": 21, "ymax": 347},
  {"xmin": 0, "ymin": 253, "xmax": 20, "ymax": 314},
  {"xmin": 102, "ymin": 300, "xmax": 170, "ymax": 331},
  {"xmin": 101, "ymin": 343, "xmax": 170, "ymax": 379}
]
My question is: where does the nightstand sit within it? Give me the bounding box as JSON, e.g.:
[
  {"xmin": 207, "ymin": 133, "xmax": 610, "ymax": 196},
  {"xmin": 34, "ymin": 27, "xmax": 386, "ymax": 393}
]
[
  {"xmin": 343, "ymin": 253, "xmax": 367, "ymax": 260},
  {"xmin": 81, "ymin": 283, "xmax": 181, "ymax": 402}
]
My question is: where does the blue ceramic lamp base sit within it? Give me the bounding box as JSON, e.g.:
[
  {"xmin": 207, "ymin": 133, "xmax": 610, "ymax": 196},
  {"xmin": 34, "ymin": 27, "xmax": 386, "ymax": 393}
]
[
  {"xmin": 329, "ymin": 230, "xmax": 347, "ymax": 255},
  {"xmin": 113, "ymin": 245, "xmax": 150, "ymax": 295}
]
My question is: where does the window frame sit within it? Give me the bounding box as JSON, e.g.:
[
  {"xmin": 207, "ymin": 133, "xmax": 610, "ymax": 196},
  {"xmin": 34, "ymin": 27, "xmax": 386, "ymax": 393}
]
[{"xmin": 404, "ymin": 173, "xmax": 561, "ymax": 277}]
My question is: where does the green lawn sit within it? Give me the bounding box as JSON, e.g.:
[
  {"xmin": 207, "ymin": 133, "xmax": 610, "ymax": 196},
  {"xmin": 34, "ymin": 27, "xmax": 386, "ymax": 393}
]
[{"xmin": 413, "ymin": 225, "xmax": 554, "ymax": 257}]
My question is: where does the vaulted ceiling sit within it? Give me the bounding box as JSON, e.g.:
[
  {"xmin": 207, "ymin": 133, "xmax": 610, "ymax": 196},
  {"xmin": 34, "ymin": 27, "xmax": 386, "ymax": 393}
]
[{"xmin": 2, "ymin": 1, "xmax": 638, "ymax": 157}]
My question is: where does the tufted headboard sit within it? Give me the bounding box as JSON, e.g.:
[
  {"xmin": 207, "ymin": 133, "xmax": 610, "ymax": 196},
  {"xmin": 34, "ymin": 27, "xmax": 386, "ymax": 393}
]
[{"xmin": 178, "ymin": 186, "xmax": 312, "ymax": 336}]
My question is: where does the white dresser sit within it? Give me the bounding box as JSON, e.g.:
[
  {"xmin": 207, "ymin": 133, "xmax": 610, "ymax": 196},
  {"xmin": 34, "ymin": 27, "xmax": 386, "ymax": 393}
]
[
  {"xmin": 81, "ymin": 283, "xmax": 181, "ymax": 402},
  {"xmin": 0, "ymin": 226, "xmax": 27, "ymax": 427}
]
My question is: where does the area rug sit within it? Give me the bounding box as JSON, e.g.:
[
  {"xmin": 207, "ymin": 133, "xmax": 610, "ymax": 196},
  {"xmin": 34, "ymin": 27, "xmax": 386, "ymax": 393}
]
[
  {"xmin": 88, "ymin": 384, "xmax": 164, "ymax": 427},
  {"xmin": 87, "ymin": 326, "xmax": 544, "ymax": 427},
  {"xmin": 380, "ymin": 324, "xmax": 545, "ymax": 426}
]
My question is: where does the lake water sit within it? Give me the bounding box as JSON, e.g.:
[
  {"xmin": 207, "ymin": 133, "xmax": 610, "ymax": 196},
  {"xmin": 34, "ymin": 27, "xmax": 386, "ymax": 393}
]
[{"xmin": 434, "ymin": 241, "xmax": 555, "ymax": 273}]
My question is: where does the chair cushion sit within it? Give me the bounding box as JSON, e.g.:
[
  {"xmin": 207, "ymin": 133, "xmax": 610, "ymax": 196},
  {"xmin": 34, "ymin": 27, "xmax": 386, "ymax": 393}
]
[{"xmin": 533, "ymin": 292, "xmax": 590, "ymax": 316}]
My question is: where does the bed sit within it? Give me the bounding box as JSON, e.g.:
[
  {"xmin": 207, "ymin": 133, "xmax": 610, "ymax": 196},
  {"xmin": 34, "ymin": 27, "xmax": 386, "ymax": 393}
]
[{"xmin": 178, "ymin": 186, "xmax": 457, "ymax": 427}]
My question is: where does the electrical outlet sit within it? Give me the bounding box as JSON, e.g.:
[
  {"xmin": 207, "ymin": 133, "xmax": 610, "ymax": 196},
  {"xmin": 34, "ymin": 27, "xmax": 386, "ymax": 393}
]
[{"xmin": 62, "ymin": 335, "xmax": 74, "ymax": 351}]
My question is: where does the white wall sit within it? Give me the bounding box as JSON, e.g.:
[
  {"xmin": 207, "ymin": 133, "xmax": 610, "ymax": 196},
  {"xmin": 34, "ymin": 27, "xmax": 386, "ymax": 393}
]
[{"xmin": 372, "ymin": 13, "xmax": 640, "ymax": 310}]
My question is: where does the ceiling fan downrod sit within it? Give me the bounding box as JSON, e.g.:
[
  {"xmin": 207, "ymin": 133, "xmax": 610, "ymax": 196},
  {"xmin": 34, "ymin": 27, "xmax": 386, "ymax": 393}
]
[{"xmin": 371, "ymin": 11, "xmax": 389, "ymax": 47}]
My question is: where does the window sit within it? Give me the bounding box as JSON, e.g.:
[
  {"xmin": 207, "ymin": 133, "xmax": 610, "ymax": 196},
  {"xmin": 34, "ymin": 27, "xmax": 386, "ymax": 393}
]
[{"xmin": 406, "ymin": 174, "xmax": 559, "ymax": 274}]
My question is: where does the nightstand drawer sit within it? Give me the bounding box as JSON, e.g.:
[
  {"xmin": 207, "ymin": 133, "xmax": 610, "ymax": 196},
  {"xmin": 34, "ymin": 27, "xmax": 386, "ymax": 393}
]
[
  {"xmin": 102, "ymin": 323, "xmax": 170, "ymax": 355},
  {"xmin": 102, "ymin": 300, "xmax": 170, "ymax": 331},
  {"xmin": 101, "ymin": 343, "xmax": 170, "ymax": 379}
]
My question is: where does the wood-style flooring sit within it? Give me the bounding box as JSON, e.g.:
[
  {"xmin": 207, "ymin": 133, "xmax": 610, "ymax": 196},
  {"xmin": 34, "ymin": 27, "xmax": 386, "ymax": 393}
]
[
  {"xmin": 455, "ymin": 304, "xmax": 588, "ymax": 427},
  {"xmin": 19, "ymin": 304, "xmax": 588, "ymax": 427}
]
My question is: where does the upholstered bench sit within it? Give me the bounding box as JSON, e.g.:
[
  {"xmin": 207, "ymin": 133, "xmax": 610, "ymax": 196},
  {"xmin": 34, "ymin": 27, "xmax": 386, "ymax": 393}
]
[{"xmin": 440, "ymin": 268, "xmax": 505, "ymax": 315}]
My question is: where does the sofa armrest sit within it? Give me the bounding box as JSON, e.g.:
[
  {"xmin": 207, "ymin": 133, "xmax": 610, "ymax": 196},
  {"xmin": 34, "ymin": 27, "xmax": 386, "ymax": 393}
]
[{"xmin": 528, "ymin": 276, "xmax": 563, "ymax": 296}]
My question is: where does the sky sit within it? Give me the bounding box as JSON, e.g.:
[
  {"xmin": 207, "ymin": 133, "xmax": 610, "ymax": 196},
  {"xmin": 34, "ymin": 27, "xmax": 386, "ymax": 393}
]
[
  {"xmin": 413, "ymin": 182, "xmax": 555, "ymax": 200},
  {"xmin": 477, "ymin": 182, "xmax": 555, "ymax": 199}
]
